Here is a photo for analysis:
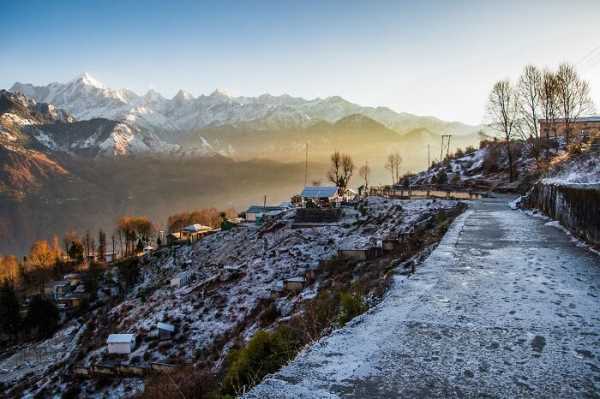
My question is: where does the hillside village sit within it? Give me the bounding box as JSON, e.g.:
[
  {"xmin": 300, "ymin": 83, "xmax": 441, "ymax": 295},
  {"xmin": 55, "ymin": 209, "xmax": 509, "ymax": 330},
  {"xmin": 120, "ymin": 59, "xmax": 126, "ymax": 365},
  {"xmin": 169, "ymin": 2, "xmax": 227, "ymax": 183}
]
[
  {"xmin": 1, "ymin": 182, "xmax": 466, "ymax": 397},
  {"xmin": 1, "ymin": 105, "xmax": 600, "ymax": 396},
  {"xmin": 1, "ymin": 54, "xmax": 600, "ymax": 399}
]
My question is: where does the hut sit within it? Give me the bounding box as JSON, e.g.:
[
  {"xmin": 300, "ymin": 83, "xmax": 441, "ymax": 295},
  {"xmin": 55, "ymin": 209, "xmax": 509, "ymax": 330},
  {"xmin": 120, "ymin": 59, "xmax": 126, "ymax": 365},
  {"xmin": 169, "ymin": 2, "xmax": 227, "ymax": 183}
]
[
  {"xmin": 107, "ymin": 334, "xmax": 136, "ymax": 354},
  {"xmin": 300, "ymin": 186, "xmax": 339, "ymax": 207},
  {"xmin": 337, "ymin": 239, "xmax": 383, "ymax": 261},
  {"xmin": 181, "ymin": 224, "xmax": 214, "ymax": 242},
  {"xmin": 157, "ymin": 322, "xmax": 175, "ymax": 340},
  {"xmin": 283, "ymin": 277, "xmax": 305, "ymax": 292},
  {"xmin": 170, "ymin": 272, "xmax": 191, "ymax": 288},
  {"xmin": 245, "ymin": 205, "xmax": 286, "ymax": 223}
]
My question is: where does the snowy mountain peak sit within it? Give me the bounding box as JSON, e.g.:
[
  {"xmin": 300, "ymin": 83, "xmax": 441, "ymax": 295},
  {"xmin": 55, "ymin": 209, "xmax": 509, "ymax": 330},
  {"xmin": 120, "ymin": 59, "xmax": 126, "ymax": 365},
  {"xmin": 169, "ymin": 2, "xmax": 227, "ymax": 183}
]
[
  {"xmin": 174, "ymin": 89, "xmax": 194, "ymax": 102},
  {"xmin": 144, "ymin": 89, "xmax": 164, "ymax": 103},
  {"xmin": 209, "ymin": 89, "xmax": 230, "ymax": 99},
  {"xmin": 71, "ymin": 72, "xmax": 105, "ymax": 89}
]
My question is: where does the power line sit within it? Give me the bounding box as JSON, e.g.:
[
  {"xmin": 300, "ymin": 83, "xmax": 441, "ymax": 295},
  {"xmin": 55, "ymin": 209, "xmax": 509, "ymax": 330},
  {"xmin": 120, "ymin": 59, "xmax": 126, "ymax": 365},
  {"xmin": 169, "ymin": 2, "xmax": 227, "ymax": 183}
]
[{"xmin": 576, "ymin": 44, "xmax": 600, "ymax": 67}]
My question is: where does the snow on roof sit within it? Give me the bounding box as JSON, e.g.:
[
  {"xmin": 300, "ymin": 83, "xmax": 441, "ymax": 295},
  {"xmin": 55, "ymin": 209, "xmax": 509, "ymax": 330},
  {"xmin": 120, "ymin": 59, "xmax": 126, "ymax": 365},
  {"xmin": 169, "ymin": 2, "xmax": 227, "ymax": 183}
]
[
  {"xmin": 301, "ymin": 186, "xmax": 338, "ymax": 199},
  {"xmin": 246, "ymin": 205, "xmax": 286, "ymax": 214},
  {"xmin": 157, "ymin": 322, "xmax": 175, "ymax": 332},
  {"xmin": 182, "ymin": 224, "xmax": 213, "ymax": 233},
  {"xmin": 107, "ymin": 334, "xmax": 135, "ymax": 344}
]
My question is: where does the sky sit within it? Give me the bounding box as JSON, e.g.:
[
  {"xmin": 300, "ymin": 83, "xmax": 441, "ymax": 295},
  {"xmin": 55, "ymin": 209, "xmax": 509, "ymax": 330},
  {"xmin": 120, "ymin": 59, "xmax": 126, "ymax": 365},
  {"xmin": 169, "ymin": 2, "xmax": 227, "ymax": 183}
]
[{"xmin": 1, "ymin": 0, "xmax": 599, "ymax": 125}]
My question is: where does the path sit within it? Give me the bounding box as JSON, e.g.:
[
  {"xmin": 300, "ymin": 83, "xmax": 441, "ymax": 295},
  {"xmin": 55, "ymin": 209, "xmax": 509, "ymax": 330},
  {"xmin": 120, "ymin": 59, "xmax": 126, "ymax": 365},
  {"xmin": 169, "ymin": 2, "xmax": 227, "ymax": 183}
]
[{"xmin": 247, "ymin": 197, "xmax": 600, "ymax": 398}]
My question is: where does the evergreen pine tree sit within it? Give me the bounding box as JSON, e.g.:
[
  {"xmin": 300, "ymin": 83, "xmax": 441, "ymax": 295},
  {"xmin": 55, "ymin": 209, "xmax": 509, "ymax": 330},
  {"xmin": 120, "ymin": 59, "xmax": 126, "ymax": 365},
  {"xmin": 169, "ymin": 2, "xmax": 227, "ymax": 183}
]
[
  {"xmin": 0, "ymin": 280, "xmax": 21, "ymax": 338},
  {"xmin": 25, "ymin": 295, "xmax": 59, "ymax": 338}
]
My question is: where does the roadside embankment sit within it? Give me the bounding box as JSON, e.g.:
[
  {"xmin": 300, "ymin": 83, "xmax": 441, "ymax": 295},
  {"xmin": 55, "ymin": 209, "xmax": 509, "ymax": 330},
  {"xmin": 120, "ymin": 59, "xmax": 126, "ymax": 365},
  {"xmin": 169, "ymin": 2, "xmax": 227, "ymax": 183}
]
[{"xmin": 521, "ymin": 181, "xmax": 600, "ymax": 247}]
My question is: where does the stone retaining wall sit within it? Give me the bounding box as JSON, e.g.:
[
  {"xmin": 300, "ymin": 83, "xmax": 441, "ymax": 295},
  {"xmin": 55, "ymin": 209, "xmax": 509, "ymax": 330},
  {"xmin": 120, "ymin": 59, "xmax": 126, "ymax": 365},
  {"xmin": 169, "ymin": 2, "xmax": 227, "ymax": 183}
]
[{"xmin": 521, "ymin": 182, "xmax": 600, "ymax": 247}]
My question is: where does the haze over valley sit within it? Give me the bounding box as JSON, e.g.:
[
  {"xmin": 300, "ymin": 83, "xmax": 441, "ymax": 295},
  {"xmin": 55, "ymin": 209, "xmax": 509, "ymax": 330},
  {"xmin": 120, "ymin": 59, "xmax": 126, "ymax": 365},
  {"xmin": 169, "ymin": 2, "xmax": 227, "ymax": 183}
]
[{"xmin": 1, "ymin": 75, "xmax": 487, "ymax": 254}]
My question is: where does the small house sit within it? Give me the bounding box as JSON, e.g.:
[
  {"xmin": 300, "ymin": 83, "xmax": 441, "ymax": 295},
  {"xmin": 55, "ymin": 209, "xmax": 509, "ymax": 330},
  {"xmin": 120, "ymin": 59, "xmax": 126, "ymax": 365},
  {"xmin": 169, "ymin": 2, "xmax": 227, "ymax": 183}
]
[
  {"xmin": 338, "ymin": 239, "xmax": 383, "ymax": 261},
  {"xmin": 170, "ymin": 272, "xmax": 191, "ymax": 288},
  {"xmin": 107, "ymin": 334, "xmax": 136, "ymax": 354},
  {"xmin": 181, "ymin": 224, "xmax": 214, "ymax": 242},
  {"xmin": 157, "ymin": 322, "xmax": 175, "ymax": 340},
  {"xmin": 64, "ymin": 273, "xmax": 81, "ymax": 286},
  {"xmin": 245, "ymin": 205, "xmax": 286, "ymax": 223},
  {"xmin": 283, "ymin": 277, "xmax": 305, "ymax": 292},
  {"xmin": 300, "ymin": 186, "xmax": 339, "ymax": 208},
  {"xmin": 57, "ymin": 293, "xmax": 87, "ymax": 309},
  {"xmin": 270, "ymin": 281, "xmax": 285, "ymax": 298},
  {"xmin": 51, "ymin": 282, "xmax": 69, "ymax": 300}
]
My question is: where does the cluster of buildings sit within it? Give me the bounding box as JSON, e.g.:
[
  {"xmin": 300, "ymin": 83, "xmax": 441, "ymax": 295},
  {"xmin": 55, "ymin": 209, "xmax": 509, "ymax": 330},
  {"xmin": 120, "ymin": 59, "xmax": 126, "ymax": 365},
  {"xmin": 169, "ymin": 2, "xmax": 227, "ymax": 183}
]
[
  {"xmin": 244, "ymin": 185, "xmax": 356, "ymax": 225},
  {"xmin": 106, "ymin": 321, "xmax": 176, "ymax": 355}
]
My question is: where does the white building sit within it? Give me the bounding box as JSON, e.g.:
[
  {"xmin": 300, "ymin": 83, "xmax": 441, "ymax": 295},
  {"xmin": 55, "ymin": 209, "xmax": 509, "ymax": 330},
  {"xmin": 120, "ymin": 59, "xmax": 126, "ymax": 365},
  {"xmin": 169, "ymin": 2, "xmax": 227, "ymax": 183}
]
[
  {"xmin": 107, "ymin": 334, "xmax": 136, "ymax": 354},
  {"xmin": 170, "ymin": 272, "xmax": 191, "ymax": 288}
]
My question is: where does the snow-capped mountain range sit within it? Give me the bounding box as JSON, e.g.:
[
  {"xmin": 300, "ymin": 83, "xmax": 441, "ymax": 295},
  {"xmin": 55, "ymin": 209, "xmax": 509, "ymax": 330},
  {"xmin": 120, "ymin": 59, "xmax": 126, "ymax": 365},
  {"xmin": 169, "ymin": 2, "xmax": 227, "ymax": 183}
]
[
  {"xmin": 0, "ymin": 89, "xmax": 188, "ymax": 157},
  {"xmin": 10, "ymin": 73, "xmax": 483, "ymax": 136}
]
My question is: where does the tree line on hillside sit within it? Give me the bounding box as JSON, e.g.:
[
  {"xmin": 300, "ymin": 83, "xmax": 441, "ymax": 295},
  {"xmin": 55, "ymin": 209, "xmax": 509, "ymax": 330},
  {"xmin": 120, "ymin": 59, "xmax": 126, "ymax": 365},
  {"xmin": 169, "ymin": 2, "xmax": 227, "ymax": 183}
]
[
  {"xmin": 0, "ymin": 206, "xmax": 241, "ymax": 288},
  {"xmin": 487, "ymin": 63, "xmax": 595, "ymax": 181},
  {"xmin": 324, "ymin": 150, "xmax": 406, "ymax": 194},
  {"xmin": 0, "ymin": 206, "xmax": 237, "ymax": 345}
]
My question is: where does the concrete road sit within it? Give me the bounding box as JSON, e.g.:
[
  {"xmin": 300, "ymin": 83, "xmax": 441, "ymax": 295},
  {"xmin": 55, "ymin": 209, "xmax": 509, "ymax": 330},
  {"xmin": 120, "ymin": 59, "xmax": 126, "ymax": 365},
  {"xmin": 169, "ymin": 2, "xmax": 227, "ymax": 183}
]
[{"xmin": 246, "ymin": 197, "xmax": 600, "ymax": 398}]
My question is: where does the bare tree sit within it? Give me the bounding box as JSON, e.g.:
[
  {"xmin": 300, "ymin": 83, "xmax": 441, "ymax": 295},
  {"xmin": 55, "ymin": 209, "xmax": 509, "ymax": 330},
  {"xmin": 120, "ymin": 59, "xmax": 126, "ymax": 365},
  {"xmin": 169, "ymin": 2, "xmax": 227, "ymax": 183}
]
[
  {"xmin": 385, "ymin": 153, "xmax": 402, "ymax": 185},
  {"xmin": 539, "ymin": 69, "xmax": 559, "ymax": 141},
  {"xmin": 358, "ymin": 162, "xmax": 371, "ymax": 190},
  {"xmin": 516, "ymin": 65, "xmax": 542, "ymax": 146},
  {"xmin": 327, "ymin": 151, "xmax": 354, "ymax": 192},
  {"xmin": 341, "ymin": 154, "xmax": 355, "ymax": 191},
  {"xmin": 555, "ymin": 63, "xmax": 594, "ymax": 144},
  {"xmin": 487, "ymin": 80, "xmax": 519, "ymax": 182}
]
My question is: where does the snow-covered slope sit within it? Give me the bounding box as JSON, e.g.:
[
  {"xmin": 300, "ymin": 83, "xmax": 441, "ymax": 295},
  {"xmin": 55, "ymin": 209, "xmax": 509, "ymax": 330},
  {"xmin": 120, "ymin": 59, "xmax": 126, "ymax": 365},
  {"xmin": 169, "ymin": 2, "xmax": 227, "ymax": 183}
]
[
  {"xmin": 10, "ymin": 73, "xmax": 486, "ymax": 135},
  {"xmin": 541, "ymin": 152, "xmax": 600, "ymax": 185}
]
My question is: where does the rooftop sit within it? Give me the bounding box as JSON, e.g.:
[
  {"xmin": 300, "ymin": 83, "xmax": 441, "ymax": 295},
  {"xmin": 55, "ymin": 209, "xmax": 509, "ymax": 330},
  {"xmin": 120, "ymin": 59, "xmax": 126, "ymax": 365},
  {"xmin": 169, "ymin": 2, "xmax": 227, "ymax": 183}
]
[
  {"xmin": 106, "ymin": 333, "xmax": 135, "ymax": 344},
  {"xmin": 182, "ymin": 224, "xmax": 213, "ymax": 233},
  {"xmin": 301, "ymin": 186, "xmax": 338, "ymax": 198},
  {"xmin": 157, "ymin": 322, "xmax": 175, "ymax": 332},
  {"xmin": 246, "ymin": 205, "xmax": 287, "ymax": 214}
]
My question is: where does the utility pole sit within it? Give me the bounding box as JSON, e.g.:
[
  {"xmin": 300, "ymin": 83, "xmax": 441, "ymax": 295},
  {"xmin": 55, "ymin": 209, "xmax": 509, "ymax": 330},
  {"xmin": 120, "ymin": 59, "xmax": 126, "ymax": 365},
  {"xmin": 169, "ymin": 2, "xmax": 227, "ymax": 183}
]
[
  {"xmin": 427, "ymin": 144, "xmax": 430, "ymax": 169},
  {"xmin": 263, "ymin": 195, "xmax": 267, "ymax": 208},
  {"xmin": 304, "ymin": 142, "xmax": 309, "ymax": 186},
  {"xmin": 440, "ymin": 134, "xmax": 452, "ymax": 161}
]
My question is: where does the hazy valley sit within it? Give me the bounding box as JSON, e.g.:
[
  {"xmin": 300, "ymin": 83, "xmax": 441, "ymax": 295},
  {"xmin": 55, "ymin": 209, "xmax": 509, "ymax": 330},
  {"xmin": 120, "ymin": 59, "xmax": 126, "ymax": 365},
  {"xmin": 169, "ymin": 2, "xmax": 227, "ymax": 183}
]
[{"xmin": 1, "ymin": 76, "xmax": 487, "ymax": 254}]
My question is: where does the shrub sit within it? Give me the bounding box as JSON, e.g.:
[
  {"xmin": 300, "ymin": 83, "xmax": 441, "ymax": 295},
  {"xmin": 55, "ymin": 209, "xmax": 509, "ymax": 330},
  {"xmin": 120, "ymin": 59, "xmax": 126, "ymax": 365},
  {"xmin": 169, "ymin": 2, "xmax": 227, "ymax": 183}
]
[
  {"xmin": 454, "ymin": 148, "xmax": 465, "ymax": 158},
  {"xmin": 223, "ymin": 325, "xmax": 303, "ymax": 395},
  {"xmin": 435, "ymin": 170, "xmax": 448, "ymax": 185},
  {"xmin": 483, "ymin": 145, "xmax": 501, "ymax": 173},
  {"xmin": 259, "ymin": 303, "xmax": 280, "ymax": 326},
  {"xmin": 24, "ymin": 295, "xmax": 59, "ymax": 339},
  {"xmin": 142, "ymin": 367, "xmax": 217, "ymax": 399},
  {"xmin": 337, "ymin": 292, "xmax": 367, "ymax": 326},
  {"xmin": 465, "ymin": 145, "xmax": 477, "ymax": 155}
]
